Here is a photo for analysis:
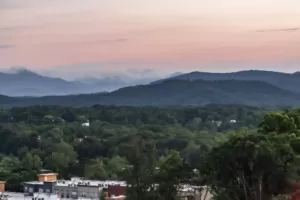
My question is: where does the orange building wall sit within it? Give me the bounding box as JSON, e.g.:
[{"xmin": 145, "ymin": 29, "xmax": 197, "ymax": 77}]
[
  {"xmin": 0, "ymin": 181, "xmax": 5, "ymax": 192},
  {"xmin": 38, "ymin": 174, "xmax": 57, "ymax": 182}
]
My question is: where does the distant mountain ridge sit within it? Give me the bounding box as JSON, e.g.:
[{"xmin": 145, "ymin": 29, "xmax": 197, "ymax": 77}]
[
  {"xmin": 1, "ymin": 79, "xmax": 300, "ymax": 108},
  {"xmin": 0, "ymin": 69, "xmax": 162, "ymax": 96},
  {"xmin": 1, "ymin": 69, "xmax": 300, "ymax": 108},
  {"xmin": 151, "ymin": 70, "xmax": 300, "ymax": 93},
  {"xmin": 0, "ymin": 69, "xmax": 85, "ymax": 96},
  {"xmin": 0, "ymin": 69, "xmax": 146, "ymax": 96}
]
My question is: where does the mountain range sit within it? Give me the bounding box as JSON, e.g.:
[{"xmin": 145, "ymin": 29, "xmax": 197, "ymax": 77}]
[
  {"xmin": 0, "ymin": 69, "xmax": 159, "ymax": 96},
  {"xmin": 151, "ymin": 70, "xmax": 300, "ymax": 93},
  {"xmin": 1, "ymin": 69, "xmax": 300, "ymax": 107}
]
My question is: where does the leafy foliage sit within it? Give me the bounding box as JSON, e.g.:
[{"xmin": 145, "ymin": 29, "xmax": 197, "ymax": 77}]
[
  {"xmin": 2, "ymin": 104, "xmax": 300, "ymax": 200},
  {"xmin": 2, "ymin": 105, "xmax": 261, "ymax": 191}
]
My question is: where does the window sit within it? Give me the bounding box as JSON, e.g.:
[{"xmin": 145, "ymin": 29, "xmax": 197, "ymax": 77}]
[
  {"xmin": 71, "ymin": 192, "xmax": 77, "ymax": 198},
  {"xmin": 46, "ymin": 189, "xmax": 50, "ymax": 193},
  {"xmin": 39, "ymin": 188, "xmax": 43, "ymax": 193},
  {"xmin": 24, "ymin": 187, "xmax": 28, "ymax": 192},
  {"xmin": 29, "ymin": 188, "xmax": 33, "ymax": 193}
]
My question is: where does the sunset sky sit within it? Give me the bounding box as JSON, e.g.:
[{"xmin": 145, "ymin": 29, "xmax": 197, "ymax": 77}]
[{"xmin": 0, "ymin": 0, "xmax": 300, "ymax": 78}]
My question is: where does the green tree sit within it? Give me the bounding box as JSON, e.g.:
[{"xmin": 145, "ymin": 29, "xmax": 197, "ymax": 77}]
[
  {"xmin": 154, "ymin": 151, "xmax": 192, "ymax": 200},
  {"xmin": 22, "ymin": 153, "xmax": 42, "ymax": 171},
  {"xmin": 106, "ymin": 156, "xmax": 129, "ymax": 178},
  {"xmin": 201, "ymin": 133, "xmax": 298, "ymax": 200},
  {"xmin": 124, "ymin": 140, "xmax": 157, "ymax": 200},
  {"xmin": 259, "ymin": 112, "xmax": 296, "ymax": 134},
  {"xmin": 43, "ymin": 115, "xmax": 55, "ymax": 124},
  {"xmin": 77, "ymin": 115, "xmax": 88, "ymax": 123},
  {"xmin": 45, "ymin": 142, "xmax": 77, "ymax": 174},
  {"xmin": 84, "ymin": 158, "xmax": 108, "ymax": 180}
]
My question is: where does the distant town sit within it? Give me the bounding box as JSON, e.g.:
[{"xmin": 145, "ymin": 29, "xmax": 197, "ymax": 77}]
[{"xmin": 0, "ymin": 172, "xmax": 211, "ymax": 200}]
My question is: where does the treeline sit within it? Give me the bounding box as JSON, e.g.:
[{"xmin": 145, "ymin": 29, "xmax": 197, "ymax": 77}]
[{"xmin": 0, "ymin": 104, "xmax": 266, "ymax": 130}]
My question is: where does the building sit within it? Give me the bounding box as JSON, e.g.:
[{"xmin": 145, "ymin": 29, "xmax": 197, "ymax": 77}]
[
  {"xmin": 81, "ymin": 121, "xmax": 90, "ymax": 127},
  {"xmin": 53, "ymin": 178, "xmax": 126, "ymax": 199},
  {"xmin": 24, "ymin": 173, "xmax": 126, "ymax": 200},
  {"xmin": 39, "ymin": 173, "xmax": 57, "ymax": 182},
  {"xmin": 24, "ymin": 173, "xmax": 57, "ymax": 196},
  {"xmin": 107, "ymin": 185, "xmax": 126, "ymax": 197},
  {"xmin": 24, "ymin": 181, "xmax": 55, "ymax": 196},
  {"xmin": 229, "ymin": 119, "xmax": 237, "ymax": 123},
  {"xmin": 0, "ymin": 192, "xmax": 59, "ymax": 200},
  {"xmin": 0, "ymin": 182, "xmax": 5, "ymax": 193},
  {"xmin": 21, "ymin": 172, "xmax": 213, "ymax": 200}
]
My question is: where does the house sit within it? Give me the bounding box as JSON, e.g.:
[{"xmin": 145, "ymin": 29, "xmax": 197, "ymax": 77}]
[
  {"xmin": 229, "ymin": 120, "xmax": 237, "ymax": 123},
  {"xmin": 82, "ymin": 121, "xmax": 90, "ymax": 127}
]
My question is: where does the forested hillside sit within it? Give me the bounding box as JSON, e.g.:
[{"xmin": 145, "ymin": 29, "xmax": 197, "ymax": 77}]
[
  {"xmin": 152, "ymin": 70, "xmax": 300, "ymax": 93},
  {"xmin": 1, "ymin": 79, "xmax": 300, "ymax": 107}
]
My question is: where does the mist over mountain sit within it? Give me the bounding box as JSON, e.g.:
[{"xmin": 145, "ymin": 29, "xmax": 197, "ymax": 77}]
[
  {"xmin": 2, "ymin": 68, "xmax": 300, "ymax": 109},
  {"xmin": 0, "ymin": 68, "xmax": 165, "ymax": 96},
  {"xmin": 0, "ymin": 69, "xmax": 82, "ymax": 96},
  {"xmin": 76, "ymin": 75, "xmax": 159, "ymax": 91}
]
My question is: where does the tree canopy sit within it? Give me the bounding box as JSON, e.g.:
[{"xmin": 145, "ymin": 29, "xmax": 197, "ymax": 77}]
[{"xmin": 1, "ymin": 104, "xmax": 300, "ymax": 200}]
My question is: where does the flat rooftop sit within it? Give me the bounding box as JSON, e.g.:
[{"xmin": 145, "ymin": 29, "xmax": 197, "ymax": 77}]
[
  {"xmin": 24, "ymin": 181, "xmax": 44, "ymax": 185},
  {"xmin": 24, "ymin": 179, "xmax": 127, "ymax": 187},
  {"xmin": 38, "ymin": 173, "xmax": 58, "ymax": 176},
  {"xmin": 55, "ymin": 180, "xmax": 126, "ymax": 187}
]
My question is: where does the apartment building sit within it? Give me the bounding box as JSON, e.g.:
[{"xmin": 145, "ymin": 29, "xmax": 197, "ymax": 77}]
[
  {"xmin": 52, "ymin": 178, "xmax": 126, "ymax": 199},
  {"xmin": 24, "ymin": 173, "xmax": 58, "ymax": 196}
]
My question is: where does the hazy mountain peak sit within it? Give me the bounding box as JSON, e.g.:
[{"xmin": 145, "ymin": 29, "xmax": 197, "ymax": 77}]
[
  {"xmin": 293, "ymin": 71, "xmax": 300, "ymax": 76},
  {"xmin": 2, "ymin": 66, "xmax": 30, "ymax": 73},
  {"xmin": 15, "ymin": 68, "xmax": 41, "ymax": 77}
]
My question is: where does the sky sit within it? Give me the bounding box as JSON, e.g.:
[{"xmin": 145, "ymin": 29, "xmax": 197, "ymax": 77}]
[{"xmin": 0, "ymin": 0, "xmax": 300, "ymax": 79}]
